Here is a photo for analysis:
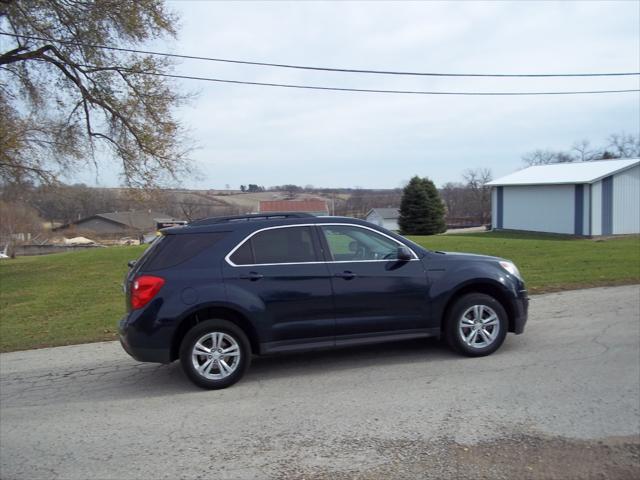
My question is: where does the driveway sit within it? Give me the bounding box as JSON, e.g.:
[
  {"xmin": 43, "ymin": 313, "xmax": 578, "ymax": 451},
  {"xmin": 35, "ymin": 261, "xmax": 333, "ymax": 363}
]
[{"xmin": 1, "ymin": 285, "xmax": 639, "ymax": 479}]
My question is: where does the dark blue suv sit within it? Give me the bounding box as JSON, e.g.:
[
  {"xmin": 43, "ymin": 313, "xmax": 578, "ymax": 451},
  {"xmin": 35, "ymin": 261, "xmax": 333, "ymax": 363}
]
[{"xmin": 119, "ymin": 213, "xmax": 528, "ymax": 389}]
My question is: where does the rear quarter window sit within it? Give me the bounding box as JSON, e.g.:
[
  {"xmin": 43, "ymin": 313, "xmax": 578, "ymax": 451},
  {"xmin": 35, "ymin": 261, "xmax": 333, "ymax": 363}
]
[
  {"xmin": 143, "ymin": 233, "xmax": 226, "ymax": 271},
  {"xmin": 229, "ymin": 241, "xmax": 254, "ymax": 265},
  {"xmin": 229, "ymin": 226, "xmax": 318, "ymax": 265}
]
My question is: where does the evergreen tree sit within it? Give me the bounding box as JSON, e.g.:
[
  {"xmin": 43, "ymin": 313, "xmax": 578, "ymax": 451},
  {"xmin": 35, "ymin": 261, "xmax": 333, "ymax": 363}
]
[{"xmin": 399, "ymin": 176, "xmax": 446, "ymax": 235}]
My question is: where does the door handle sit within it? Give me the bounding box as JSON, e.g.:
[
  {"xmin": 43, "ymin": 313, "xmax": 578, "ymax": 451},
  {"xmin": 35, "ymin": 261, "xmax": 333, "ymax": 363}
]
[
  {"xmin": 334, "ymin": 271, "xmax": 357, "ymax": 280},
  {"xmin": 239, "ymin": 272, "xmax": 264, "ymax": 281}
]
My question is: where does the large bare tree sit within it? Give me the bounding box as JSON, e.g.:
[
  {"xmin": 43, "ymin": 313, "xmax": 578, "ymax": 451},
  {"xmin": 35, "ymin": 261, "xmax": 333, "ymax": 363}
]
[
  {"xmin": 0, "ymin": 200, "xmax": 42, "ymax": 252},
  {"xmin": 462, "ymin": 168, "xmax": 493, "ymax": 225},
  {"xmin": 0, "ymin": 0, "xmax": 191, "ymax": 188}
]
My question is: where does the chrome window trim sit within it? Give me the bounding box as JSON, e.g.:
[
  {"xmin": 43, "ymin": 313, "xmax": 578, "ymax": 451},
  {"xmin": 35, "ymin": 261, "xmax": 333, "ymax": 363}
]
[{"xmin": 224, "ymin": 223, "xmax": 419, "ymax": 267}]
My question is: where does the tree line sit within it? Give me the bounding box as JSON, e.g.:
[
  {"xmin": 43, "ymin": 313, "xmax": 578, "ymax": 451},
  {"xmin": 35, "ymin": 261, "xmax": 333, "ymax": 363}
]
[
  {"xmin": 0, "ymin": 183, "xmax": 242, "ymax": 229},
  {"xmin": 522, "ymin": 132, "xmax": 639, "ymax": 166},
  {"xmin": 1, "ymin": 131, "xmax": 636, "ymax": 243}
]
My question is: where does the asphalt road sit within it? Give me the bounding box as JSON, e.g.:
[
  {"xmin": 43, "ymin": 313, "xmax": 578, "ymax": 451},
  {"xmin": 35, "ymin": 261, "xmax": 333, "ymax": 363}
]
[{"xmin": 1, "ymin": 285, "xmax": 639, "ymax": 480}]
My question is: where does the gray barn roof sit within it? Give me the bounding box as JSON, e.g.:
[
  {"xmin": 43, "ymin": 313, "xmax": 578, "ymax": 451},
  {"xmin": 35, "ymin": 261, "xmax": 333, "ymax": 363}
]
[
  {"xmin": 55, "ymin": 210, "xmax": 173, "ymax": 231},
  {"xmin": 487, "ymin": 158, "xmax": 639, "ymax": 187},
  {"xmin": 94, "ymin": 211, "xmax": 171, "ymax": 230}
]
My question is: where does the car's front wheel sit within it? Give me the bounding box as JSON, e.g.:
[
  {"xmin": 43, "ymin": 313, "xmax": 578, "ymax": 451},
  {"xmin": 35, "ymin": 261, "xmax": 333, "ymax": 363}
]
[
  {"xmin": 444, "ymin": 293, "xmax": 508, "ymax": 356},
  {"xmin": 180, "ymin": 319, "xmax": 251, "ymax": 389}
]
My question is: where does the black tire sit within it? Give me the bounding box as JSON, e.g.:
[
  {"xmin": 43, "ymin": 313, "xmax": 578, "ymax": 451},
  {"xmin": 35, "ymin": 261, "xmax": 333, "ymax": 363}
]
[
  {"xmin": 179, "ymin": 319, "xmax": 251, "ymax": 389},
  {"xmin": 444, "ymin": 293, "xmax": 508, "ymax": 357}
]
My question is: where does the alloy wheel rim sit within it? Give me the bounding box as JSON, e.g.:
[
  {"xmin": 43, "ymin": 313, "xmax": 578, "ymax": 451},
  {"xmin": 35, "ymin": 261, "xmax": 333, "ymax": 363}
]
[
  {"xmin": 191, "ymin": 332, "xmax": 241, "ymax": 380},
  {"xmin": 458, "ymin": 305, "xmax": 500, "ymax": 349}
]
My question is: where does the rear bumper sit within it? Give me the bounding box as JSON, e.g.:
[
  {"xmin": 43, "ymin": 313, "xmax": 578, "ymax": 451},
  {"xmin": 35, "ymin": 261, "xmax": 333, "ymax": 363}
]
[
  {"xmin": 510, "ymin": 290, "xmax": 529, "ymax": 334},
  {"xmin": 118, "ymin": 314, "xmax": 172, "ymax": 363}
]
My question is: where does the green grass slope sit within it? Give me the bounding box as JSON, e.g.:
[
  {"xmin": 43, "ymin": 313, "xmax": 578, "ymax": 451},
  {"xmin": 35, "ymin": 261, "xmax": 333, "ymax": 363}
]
[{"xmin": 0, "ymin": 246, "xmax": 144, "ymax": 352}]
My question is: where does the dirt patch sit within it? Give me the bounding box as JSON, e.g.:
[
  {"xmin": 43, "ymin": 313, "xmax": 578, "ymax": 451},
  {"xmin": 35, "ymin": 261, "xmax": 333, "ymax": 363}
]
[
  {"xmin": 273, "ymin": 433, "xmax": 640, "ymax": 480},
  {"xmin": 452, "ymin": 434, "xmax": 639, "ymax": 480}
]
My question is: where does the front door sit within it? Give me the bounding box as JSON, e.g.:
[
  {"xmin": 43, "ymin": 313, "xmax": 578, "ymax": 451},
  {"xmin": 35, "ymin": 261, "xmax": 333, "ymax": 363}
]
[{"xmin": 318, "ymin": 224, "xmax": 430, "ymax": 338}]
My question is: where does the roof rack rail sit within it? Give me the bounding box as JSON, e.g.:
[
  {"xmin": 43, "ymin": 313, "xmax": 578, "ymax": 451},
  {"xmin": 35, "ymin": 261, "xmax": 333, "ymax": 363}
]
[{"xmin": 189, "ymin": 212, "xmax": 315, "ymax": 226}]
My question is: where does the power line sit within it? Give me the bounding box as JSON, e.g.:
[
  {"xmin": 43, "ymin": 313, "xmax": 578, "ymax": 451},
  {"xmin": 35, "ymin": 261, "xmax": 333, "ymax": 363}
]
[
  {"xmin": 3, "ymin": 32, "xmax": 638, "ymax": 95},
  {"xmin": 111, "ymin": 68, "xmax": 640, "ymax": 96},
  {"xmin": 2, "ymin": 31, "xmax": 639, "ymax": 78}
]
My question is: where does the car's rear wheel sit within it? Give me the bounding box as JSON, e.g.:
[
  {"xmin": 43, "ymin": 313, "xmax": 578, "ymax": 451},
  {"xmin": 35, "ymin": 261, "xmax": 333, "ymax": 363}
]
[
  {"xmin": 179, "ymin": 319, "xmax": 251, "ymax": 389},
  {"xmin": 444, "ymin": 293, "xmax": 508, "ymax": 356}
]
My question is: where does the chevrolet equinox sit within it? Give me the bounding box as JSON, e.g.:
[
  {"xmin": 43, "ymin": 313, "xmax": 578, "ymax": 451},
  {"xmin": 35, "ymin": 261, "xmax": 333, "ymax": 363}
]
[{"xmin": 119, "ymin": 213, "xmax": 528, "ymax": 389}]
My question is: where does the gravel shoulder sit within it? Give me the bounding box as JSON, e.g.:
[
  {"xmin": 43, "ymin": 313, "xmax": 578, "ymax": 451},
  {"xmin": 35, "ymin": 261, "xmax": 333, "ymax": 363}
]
[{"xmin": 1, "ymin": 285, "xmax": 639, "ymax": 479}]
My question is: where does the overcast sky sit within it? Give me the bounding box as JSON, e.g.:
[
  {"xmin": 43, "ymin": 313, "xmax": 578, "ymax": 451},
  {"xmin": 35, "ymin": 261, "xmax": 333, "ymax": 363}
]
[{"xmin": 76, "ymin": 0, "xmax": 639, "ymax": 189}]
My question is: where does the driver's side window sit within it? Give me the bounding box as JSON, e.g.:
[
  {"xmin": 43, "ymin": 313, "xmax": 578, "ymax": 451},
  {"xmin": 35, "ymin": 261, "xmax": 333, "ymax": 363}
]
[{"xmin": 320, "ymin": 225, "xmax": 400, "ymax": 261}]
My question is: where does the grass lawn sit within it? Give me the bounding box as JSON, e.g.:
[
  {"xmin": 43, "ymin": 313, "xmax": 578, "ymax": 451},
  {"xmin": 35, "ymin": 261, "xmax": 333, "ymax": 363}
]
[
  {"xmin": 0, "ymin": 232, "xmax": 638, "ymax": 352},
  {"xmin": 408, "ymin": 231, "xmax": 640, "ymax": 294},
  {"xmin": 0, "ymin": 246, "xmax": 145, "ymax": 352}
]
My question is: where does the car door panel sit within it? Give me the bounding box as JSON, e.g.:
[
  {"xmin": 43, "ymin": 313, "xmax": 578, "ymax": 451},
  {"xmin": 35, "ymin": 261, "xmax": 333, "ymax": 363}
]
[
  {"xmin": 318, "ymin": 225, "xmax": 430, "ymax": 337},
  {"xmin": 326, "ymin": 260, "xmax": 429, "ymax": 335},
  {"xmin": 224, "ymin": 263, "xmax": 335, "ymax": 346},
  {"xmin": 222, "ymin": 225, "xmax": 335, "ymax": 349}
]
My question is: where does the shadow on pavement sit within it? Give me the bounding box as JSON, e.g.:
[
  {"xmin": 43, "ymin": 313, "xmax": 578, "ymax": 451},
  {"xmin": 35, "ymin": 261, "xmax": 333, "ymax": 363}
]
[
  {"xmin": 120, "ymin": 337, "xmax": 462, "ymax": 398},
  {"xmin": 3, "ymin": 336, "xmax": 527, "ymax": 405}
]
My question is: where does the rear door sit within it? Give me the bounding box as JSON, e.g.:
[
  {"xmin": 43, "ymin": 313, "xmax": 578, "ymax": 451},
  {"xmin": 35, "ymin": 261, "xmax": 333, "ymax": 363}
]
[
  {"xmin": 222, "ymin": 225, "xmax": 335, "ymax": 353},
  {"xmin": 318, "ymin": 224, "xmax": 430, "ymax": 338}
]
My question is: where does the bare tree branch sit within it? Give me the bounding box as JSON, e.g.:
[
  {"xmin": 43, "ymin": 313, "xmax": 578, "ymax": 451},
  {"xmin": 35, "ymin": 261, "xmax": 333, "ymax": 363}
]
[{"xmin": 0, "ymin": 1, "xmax": 191, "ymax": 189}]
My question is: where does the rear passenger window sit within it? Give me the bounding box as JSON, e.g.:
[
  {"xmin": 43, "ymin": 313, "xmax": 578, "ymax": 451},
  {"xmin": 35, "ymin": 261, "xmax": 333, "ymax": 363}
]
[
  {"xmin": 229, "ymin": 227, "xmax": 318, "ymax": 265},
  {"xmin": 144, "ymin": 233, "xmax": 226, "ymax": 271}
]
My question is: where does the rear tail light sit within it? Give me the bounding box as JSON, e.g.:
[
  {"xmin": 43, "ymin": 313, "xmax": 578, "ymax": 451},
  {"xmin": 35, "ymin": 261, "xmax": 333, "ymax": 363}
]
[{"xmin": 130, "ymin": 275, "xmax": 165, "ymax": 310}]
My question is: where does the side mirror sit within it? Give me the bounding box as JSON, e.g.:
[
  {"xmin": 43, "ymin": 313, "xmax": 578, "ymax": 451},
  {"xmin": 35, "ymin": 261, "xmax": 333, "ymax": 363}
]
[
  {"xmin": 397, "ymin": 246, "xmax": 413, "ymax": 261},
  {"xmin": 128, "ymin": 260, "xmax": 137, "ymax": 268}
]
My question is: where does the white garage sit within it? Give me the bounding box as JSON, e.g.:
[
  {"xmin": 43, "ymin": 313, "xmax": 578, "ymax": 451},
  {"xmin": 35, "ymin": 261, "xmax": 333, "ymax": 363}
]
[
  {"xmin": 487, "ymin": 158, "xmax": 640, "ymax": 236},
  {"xmin": 365, "ymin": 208, "xmax": 400, "ymax": 231}
]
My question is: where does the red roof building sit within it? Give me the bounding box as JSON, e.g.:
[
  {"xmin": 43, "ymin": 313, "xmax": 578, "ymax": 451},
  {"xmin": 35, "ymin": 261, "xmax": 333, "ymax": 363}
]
[{"xmin": 259, "ymin": 199, "xmax": 329, "ymax": 215}]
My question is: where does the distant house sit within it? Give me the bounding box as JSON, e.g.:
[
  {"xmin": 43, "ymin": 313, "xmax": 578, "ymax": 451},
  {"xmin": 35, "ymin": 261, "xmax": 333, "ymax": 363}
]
[
  {"xmin": 487, "ymin": 158, "xmax": 640, "ymax": 235},
  {"xmin": 259, "ymin": 199, "xmax": 329, "ymax": 216},
  {"xmin": 366, "ymin": 208, "xmax": 400, "ymax": 231},
  {"xmin": 54, "ymin": 210, "xmax": 176, "ymax": 235}
]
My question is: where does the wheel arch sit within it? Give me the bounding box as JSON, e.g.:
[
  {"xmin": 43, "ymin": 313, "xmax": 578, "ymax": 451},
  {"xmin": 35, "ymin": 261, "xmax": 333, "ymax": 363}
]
[
  {"xmin": 170, "ymin": 304, "xmax": 260, "ymax": 361},
  {"xmin": 440, "ymin": 281, "xmax": 516, "ymax": 333}
]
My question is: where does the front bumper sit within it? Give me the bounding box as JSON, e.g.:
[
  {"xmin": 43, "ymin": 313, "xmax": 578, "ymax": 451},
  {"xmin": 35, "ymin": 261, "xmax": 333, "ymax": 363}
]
[{"xmin": 510, "ymin": 289, "xmax": 529, "ymax": 334}]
